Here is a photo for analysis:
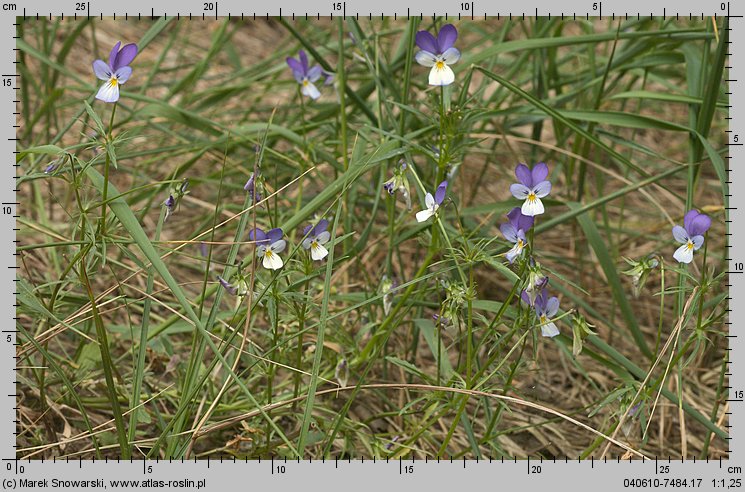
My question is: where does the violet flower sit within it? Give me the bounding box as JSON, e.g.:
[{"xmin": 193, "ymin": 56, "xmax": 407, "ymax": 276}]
[
  {"xmin": 286, "ymin": 50, "xmax": 323, "ymax": 100},
  {"xmin": 383, "ymin": 160, "xmax": 411, "ymax": 210},
  {"xmin": 416, "ymin": 180, "xmax": 448, "ymax": 223},
  {"xmin": 500, "ymin": 207, "xmax": 534, "ymax": 263},
  {"xmin": 521, "ymin": 288, "xmax": 560, "ymax": 338},
  {"xmin": 415, "ymin": 24, "xmax": 460, "ymax": 86},
  {"xmin": 92, "ymin": 41, "xmax": 138, "ymax": 103},
  {"xmin": 218, "ymin": 276, "xmax": 238, "ymax": 295},
  {"xmin": 249, "ymin": 227, "xmax": 286, "ymax": 270},
  {"xmin": 672, "ymin": 209, "xmax": 712, "ymax": 264},
  {"xmin": 244, "ymin": 172, "xmax": 262, "ymax": 203},
  {"xmin": 301, "ymin": 219, "xmax": 331, "ymax": 261},
  {"xmin": 510, "ymin": 162, "xmax": 552, "ymax": 216}
]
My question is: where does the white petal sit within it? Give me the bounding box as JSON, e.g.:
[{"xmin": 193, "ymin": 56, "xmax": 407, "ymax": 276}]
[
  {"xmin": 672, "ymin": 225, "xmax": 689, "ymax": 244},
  {"xmin": 521, "ymin": 197, "xmax": 544, "ymax": 216},
  {"xmin": 673, "ymin": 244, "xmax": 694, "ymax": 264},
  {"xmin": 311, "ymin": 242, "xmax": 329, "ymax": 261},
  {"xmin": 424, "ymin": 192, "xmax": 435, "ymax": 209},
  {"xmin": 114, "ymin": 66, "xmax": 132, "ymax": 84},
  {"xmin": 270, "ymin": 239, "xmax": 286, "ymax": 254},
  {"xmin": 96, "ymin": 80, "xmax": 120, "ymax": 103},
  {"xmin": 541, "ymin": 322, "xmax": 560, "ymax": 338},
  {"xmin": 263, "ymin": 252, "xmax": 284, "ymax": 270},
  {"xmin": 428, "ymin": 63, "xmax": 455, "ymax": 86},
  {"xmin": 315, "ymin": 231, "xmax": 331, "ymax": 245},
  {"xmin": 415, "ymin": 50, "xmax": 437, "ymax": 67},
  {"xmin": 301, "ymin": 81, "xmax": 321, "ymax": 100},
  {"xmin": 302, "ymin": 237, "xmax": 313, "ymax": 249},
  {"xmin": 506, "ymin": 242, "xmax": 523, "ymax": 263},
  {"xmin": 510, "ymin": 183, "xmax": 531, "ymax": 199},
  {"xmin": 416, "ymin": 208, "xmax": 436, "ymax": 222}
]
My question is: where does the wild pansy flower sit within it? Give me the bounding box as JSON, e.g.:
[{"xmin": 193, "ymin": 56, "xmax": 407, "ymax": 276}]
[
  {"xmin": 249, "ymin": 227, "xmax": 286, "ymax": 270},
  {"xmin": 218, "ymin": 275, "xmax": 242, "ymax": 296},
  {"xmin": 286, "ymin": 50, "xmax": 323, "ymax": 100},
  {"xmin": 415, "ymin": 180, "xmax": 448, "ymax": 222},
  {"xmin": 500, "ymin": 207, "xmax": 534, "ymax": 263},
  {"xmin": 672, "ymin": 209, "xmax": 712, "ymax": 264},
  {"xmin": 244, "ymin": 172, "xmax": 262, "ymax": 203},
  {"xmin": 521, "ymin": 287, "xmax": 560, "ymax": 338},
  {"xmin": 301, "ymin": 219, "xmax": 331, "ymax": 261},
  {"xmin": 92, "ymin": 41, "xmax": 138, "ymax": 103},
  {"xmin": 510, "ymin": 162, "xmax": 551, "ymax": 216},
  {"xmin": 415, "ymin": 24, "xmax": 460, "ymax": 86},
  {"xmin": 524, "ymin": 261, "xmax": 548, "ymax": 303},
  {"xmin": 383, "ymin": 160, "xmax": 411, "ymax": 210},
  {"xmin": 163, "ymin": 179, "xmax": 189, "ymax": 222}
]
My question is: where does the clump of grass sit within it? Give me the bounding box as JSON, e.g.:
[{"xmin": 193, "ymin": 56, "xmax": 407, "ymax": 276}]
[{"xmin": 16, "ymin": 16, "xmax": 728, "ymax": 460}]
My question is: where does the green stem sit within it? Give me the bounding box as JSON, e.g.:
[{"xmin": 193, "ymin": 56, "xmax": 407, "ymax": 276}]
[{"xmin": 100, "ymin": 102, "xmax": 117, "ymax": 237}]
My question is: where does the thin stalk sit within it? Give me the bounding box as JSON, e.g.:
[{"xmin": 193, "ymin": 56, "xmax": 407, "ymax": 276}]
[{"xmin": 100, "ymin": 102, "xmax": 117, "ymax": 237}]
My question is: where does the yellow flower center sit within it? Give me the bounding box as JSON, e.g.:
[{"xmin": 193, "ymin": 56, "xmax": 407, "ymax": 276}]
[
  {"xmin": 265, "ymin": 249, "xmax": 274, "ymax": 258},
  {"xmin": 311, "ymin": 240, "xmax": 319, "ymax": 249},
  {"xmin": 517, "ymin": 239, "xmax": 524, "ymax": 248},
  {"xmin": 527, "ymin": 192, "xmax": 537, "ymax": 202},
  {"xmin": 540, "ymin": 314, "xmax": 547, "ymax": 324},
  {"xmin": 109, "ymin": 77, "xmax": 118, "ymax": 87},
  {"xmin": 435, "ymin": 60, "xmax": 446, "ymax": 70},
  {"xmin": 686, "ymin": 241, "xmax": 694, "ymax": 251},
  {"xmin": 302, "ymin": 79, "xmax": 309, "ymax": 86}
]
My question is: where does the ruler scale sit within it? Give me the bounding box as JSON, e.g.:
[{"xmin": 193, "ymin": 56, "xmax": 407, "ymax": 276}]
[{"xmin": 5, "ymin": 0, "xmax": 740, "ymax": 489}]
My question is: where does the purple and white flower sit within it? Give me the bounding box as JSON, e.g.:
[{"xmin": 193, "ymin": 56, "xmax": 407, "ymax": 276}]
[
  {"xmin": 415, "ymin": 24, "xmax": 460, "ymax": 86},
  {"xmin": 249, "ymin": 227, "xmax": 286, "ymax": 270},
  {"xmin": 521, "ymin": 287, "xmax": 560, "ymax": 338},
  {"xmin": 244, "ymin": 172, "xmax": 262, "ymax": 203},
  {"xmin": 383, "ymin": 160, "xmax": 411, "ymax": 209},
  {"xmin": 672, "ymin": 209, "xmax": 712, "ymax": 264},
  {"xmin": 286, "ymin": 50, "xmax": 323, "ymax": 100},
  {"xmin": 510, "ymin": 162, "xmax": 552, "ymax": 216},
  {"xmin": 302, "ymin": 219, "xmax": 331, "ymax": 261},
  {"xmin": 92, "ymin": 41, "xmax": 138, "ymax": 103},
  {"xmin": 164, "ymin": 179, "xmax": 189, "ymax": 222},
  {"xmin": 415, "ymin": 180, "xmax": 448, "ymax": 223},
  {"xmin": 500, "ymin": 207, "xmax": 534, "ymax": 263}
]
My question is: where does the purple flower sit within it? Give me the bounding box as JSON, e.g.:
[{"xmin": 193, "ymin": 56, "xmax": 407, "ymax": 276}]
[
  {"xmin": 415, "ymin": 180, "xmax": 447, "ymax": 222},
  {"xmin": 383, "ymin": 161, "xmax": 411, "ymax": 209},
  {"xmin": 286, "ymin": 50, "xmax": 323, "ymax": 100},
  {"xmin": 301, "ymin": 219, "xmax": 331, "ymax": 261},
  {"xmin": 509, "ymin": 162, "xmax": 552, "ymax": 216},
  {"xmin": 415, "ymin": 24, "xmax": 460, "ymax": 86},
  {"xmin": 92, "ymin": 41, "xmax": 138, "ymax": 103},
  {"xmin": 521, "ymin": 287, "xmax": 560, "ymax": 338},
  {"xmin": 218, "ymin": 276, "xmax": 238, "ymax": 295},
  {"xmin": 672, "ymin": 209, "xmax": 711, "ymax": 264},
  {"xmin": 244, "ymin": 172, "xmax": 262, "ymax": 203},
  {"xmin": 44, "ymin": 161, "xmax": 59, "ymax": 174},
  {"xmin": 500, "ymin": 207, "xmax": 534, "ymax": 263},
  {"xmin": 249, "ymin": 227, "xmax": 286, "ymax": 270}
]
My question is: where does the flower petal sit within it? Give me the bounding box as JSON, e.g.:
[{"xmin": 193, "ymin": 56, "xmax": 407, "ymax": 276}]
[
  {"xmin": 437, "ymin": 24, "xmax": 458, "ymax": 52},
  {"xmin": 416, "ymin": 208, "xmax": 436, "ymax": 222},
  {"xmin": 510, "ymin": 183, "xmax": 531, "ymax": 199},
  {"xmin": 108, "ymin": 41, "xmax": 121, "ymax": 71},
  {"xmin": 683, "ymin": 209, "xmax": 700, "ymax": 232},
  {"xmin": 92, "ymin": 60, "xmax": 111, "ymax": 80},
  {"xmin": 263, "ymin": 251, "xmax": 284, "ymax": 270},
  {"xmin": 435, "ymin": 180, "xmax": 448, "ymax": 205},
  {"xmin": 672, "ymin": 225, "xmax": 689, "ymax": 244},
  {"xmin": 298, "ymin": 50, "xmax": 309, "ymax": 73},
  {"xmin": 302, "ymin": 237, "xmax": 313, "ymax": 249},
  {"xmin": 515, "ymin": 163, "xmax": 532, "ymax": 187},
  {"xmin": 520, "ymin": 290, "xmax": 532, "ymax": 306},
  {"xmin": 540, "ymin": 322, "xmax": 560, "ymax": 338},
  {"xmin": 688, "ymin": 214, "xmax": 711, "ymax": 237},
  {"xmin": 441, "ymin": 47, "xmax": 460, "ymax": 65},
  {"xmin": 249, "ymin": 228, "xmax": 268, "ymax": 244},
  {"xmin": 114, "ymin": 66, "xmax": 132, "ymax": 84},
  {"xmin": 521, "ymin": 196, "xmax": 544, "ymax": 216},
  {"xmin": 266, "ymin": 228, "xmax": 284, "ymax": 244},
  {"xmin": 95, "ymin": 80, "xmax": 120, "ymax": 103},
  {"xmin": 500, "ymin": 222, "xmax": 518, "ymax": 243},
  {"xmin": 415, "ymin": 50, "xmax": 437, "ymax": 67},
  {"xmin": 545, "ymin": 296, "xmax": 560, "ymax": 317},
  {"xmin": 307, "ymin": 65, "xmax": 322, "ymax": 82},
  {"xmin": 286, "ymin": 57, "xmax": 304, "ymax": 82},
  {"xmin": 315, "ymin": 231, "xmax": 331, "ymax": 245},
  {"xmin": 424, "ymin": 192, "xmax": 435, "ymax": 209},
  {"xmin": 505, "ymin": 242, "xmax": 523, "ymax": 263},
  {"xmin": 113, "ymin": 43, "xmax": 138, "ymax": 70},
  {"xmin": 673, "ymin": 243, "xmax": 694, "ymax": 263},
  {"xmin": 301, "ymin": 81, "xmax": 321, "ymax": 100},
  {"xmin": 270, "ymin": 239, "xmax": 286, "ymax": 254},
  {"xmin": 517, "ymin": 212, "xmax": 534, "ymax": 233},
  {"xmin": 313, "ymin": 219, "xmax": 330, "ymax": 235},
  {"xmin": 415, "ymin": 30, "xmax": 438, "ymax": 54},
  {"xmin": 428, "ymin": 63, "xmax": 454, "ymax": 86},
  {"xmin": 531, "ymin": 162, "xmax": 549, "ymax": 184},
  {"xmin": 311, "ymin": 242, "xmax": 329, "ymax": 261},
  {"xmin": 532, "ymin": 180, "xmax": 552, "ymax": 198},
  {"xmin": 691, "ymin": 235, "xmax": 704, "ymax": 250}
]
